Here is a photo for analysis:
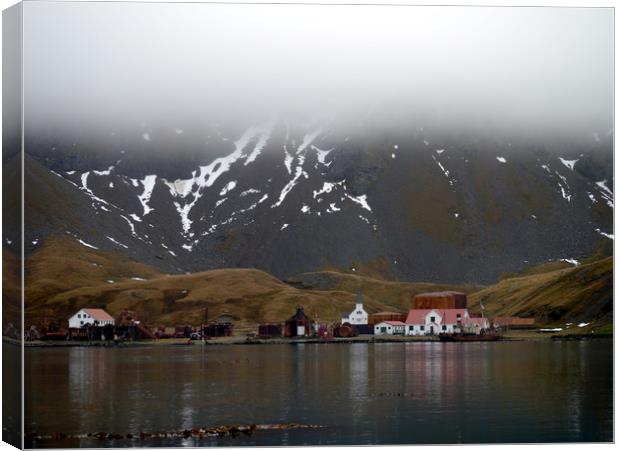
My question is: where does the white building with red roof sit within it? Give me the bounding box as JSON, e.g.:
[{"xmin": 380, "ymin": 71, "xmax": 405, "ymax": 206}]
[
  {"xmin": 404, "ymin": 308, "xmax": 470, "ymax": 336},
  {"xmin": 68, "ymin": 308, "xmax": 115, "ymax": 329}
]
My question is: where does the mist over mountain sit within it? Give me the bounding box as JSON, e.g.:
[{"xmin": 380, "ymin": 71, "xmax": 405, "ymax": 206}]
[{"xmin": 23, "ymin": 3, "xmax": 613, "ymax": 134}]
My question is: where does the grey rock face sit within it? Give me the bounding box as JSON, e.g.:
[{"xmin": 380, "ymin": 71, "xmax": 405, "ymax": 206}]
[{"xmin": 21, "ymin": 121, "xmax": 613, "ymax": 284}]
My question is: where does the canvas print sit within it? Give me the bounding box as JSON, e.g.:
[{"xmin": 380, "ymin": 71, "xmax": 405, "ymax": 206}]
[{"xmin": 2, "ymin": 2, "xmax": 613, "ymax": 448}]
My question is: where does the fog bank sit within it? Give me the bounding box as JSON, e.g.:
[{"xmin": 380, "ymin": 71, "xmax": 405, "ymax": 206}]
[{"xmin": 23, "ymin": 3, "xmax": 613, "ymax": 136}]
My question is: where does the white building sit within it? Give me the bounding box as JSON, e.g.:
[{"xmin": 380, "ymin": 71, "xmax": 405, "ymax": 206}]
[
  {"xmin": 68, "ymin": 308, "xmax": 115, "ymax": 329},
  {"xmin": 341, "ymin": 290, "xmax": 369, "ymax": 325},
  {"xmin": 404, "ymin": 309, "xmax": 469, "ymax": 336},
  {"xmin": 374, "ymin": 321, "xmax": 406, "ymax": 335}
]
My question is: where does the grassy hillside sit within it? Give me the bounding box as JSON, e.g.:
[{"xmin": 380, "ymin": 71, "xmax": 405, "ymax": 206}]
[
  {"xmin": 24, "ymin": 235, "xmax": 162, "ymax": 309},
  {"xmin": 470, "ymin": 257, "xmax": 612, "ymax": 328},
  {"xmin": 19, "ymin": 235, "xmax": 613, "ymax": 334},
  {"xmin": 286, "ymin": 271, "xmax": 482, "ymax": 312},
  {"xmin": 23, "ymin": 236, "xmax": 402, "ymax": 329}
]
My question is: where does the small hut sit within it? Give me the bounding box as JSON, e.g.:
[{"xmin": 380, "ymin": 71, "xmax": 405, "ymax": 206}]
[{"xmin": 284, "ymin": 306, "xmax": 314, "ymax": 338}]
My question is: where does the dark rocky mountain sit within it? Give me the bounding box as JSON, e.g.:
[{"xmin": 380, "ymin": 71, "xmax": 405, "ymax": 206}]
[{"xmin": 16, "ymin": 120, "xmax": 613, "ymax": 284}]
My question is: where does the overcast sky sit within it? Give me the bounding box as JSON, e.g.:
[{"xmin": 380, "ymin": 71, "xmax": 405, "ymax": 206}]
[{"xmin": 22, "ymin": 2, "xmax": 613, "ymax": 134}]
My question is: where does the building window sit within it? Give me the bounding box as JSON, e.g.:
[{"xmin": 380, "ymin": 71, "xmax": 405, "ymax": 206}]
[
  {"xmin": 430, "ymin": 316, "xmax": 435, "ymax": 323},
  {"xmin": 409, "ymin": 326, "xmax": 414, "ymax": 331},
  {"xmin": 420, "ymin": 326, "xmax": 425, "ymax": 331},
  {"xmin": 442, "ymin": 325, "xmax": 447, "ymax": 331},
  {"xmin": 80, "ymin": 321, "xmax": 84, "ymax": 326},
  {"xmin": 380, "ymin": 327, "xmax": 387, "ymax": 333}
]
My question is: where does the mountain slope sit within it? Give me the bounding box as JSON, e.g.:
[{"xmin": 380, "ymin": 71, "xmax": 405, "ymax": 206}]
[
  {"xmin": 469, "ymin": 257, "xmax": 613, "ymax": 325},
  {"xmin": 22, "ymin": 122, "xmax": 614, "ymax": 284}
]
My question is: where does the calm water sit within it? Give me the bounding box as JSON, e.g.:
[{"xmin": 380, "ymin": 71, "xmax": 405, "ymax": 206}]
[{"xmin": 24, "ymin": 340, "xmax": 613, "ymax": 447}]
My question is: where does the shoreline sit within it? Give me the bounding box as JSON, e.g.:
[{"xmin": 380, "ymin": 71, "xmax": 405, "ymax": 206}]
[{"xmin": 13, "ymin": 331, "xmax": 612, "ymax": 348}]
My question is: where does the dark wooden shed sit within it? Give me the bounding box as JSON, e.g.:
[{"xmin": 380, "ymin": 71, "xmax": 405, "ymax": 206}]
[{"xmin": 283, "ymin": 306, "xmax": 314, "ymax": 337}]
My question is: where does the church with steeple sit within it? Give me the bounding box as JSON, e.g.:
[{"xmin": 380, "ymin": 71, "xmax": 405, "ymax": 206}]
[{"xmin": 340, "ymin": 289, "xmax": 369, "ymax": 325}]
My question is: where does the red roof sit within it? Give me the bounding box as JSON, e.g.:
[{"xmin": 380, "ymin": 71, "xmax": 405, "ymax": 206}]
[
  {"xmin": 83, "ymin": 308, "xmax": 114, "ymax": 322},
  {"xmin": 441, "ymin": 309, "xmax": 469, "ymax": 324},
  {"xmin": 405, "ymin": 309, "xmax": 432, "ymax": 324},
  {"xmin": 405, "ymin": 309, "xmax": 468, "ymax": 325}
]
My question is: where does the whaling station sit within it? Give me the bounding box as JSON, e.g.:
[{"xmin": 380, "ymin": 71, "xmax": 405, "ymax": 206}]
[{"xmin": 22, "ymin": 290, "xmax": 535, "ymax": 343}]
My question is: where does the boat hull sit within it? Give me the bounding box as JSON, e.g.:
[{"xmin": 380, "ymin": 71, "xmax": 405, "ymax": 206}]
[{"xmin": 438, "ymin": 333, "xmax": 501, "ymax": 342}]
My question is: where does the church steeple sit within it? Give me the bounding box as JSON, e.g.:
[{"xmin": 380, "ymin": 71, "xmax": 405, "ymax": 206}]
[{"xmin": 356, "ymin": 288, "xmax": 363, "ymax": 307}]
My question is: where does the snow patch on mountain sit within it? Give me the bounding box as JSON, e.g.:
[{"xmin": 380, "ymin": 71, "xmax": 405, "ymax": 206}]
[
  {"xmin": 163, "ymin": 177, "xmax": 196, "ymax": 198},
  {"xmin": 296, "ymin": 129, "xmax": 323, "ymax": 154},
  {"xmin": 559, "ymin": 157, "xmax": 579, "ymax": 170},
  {"xmin": 311, "ymin": 145, "xmax": 333, "ymax": 167},
  {"xmin": 496, "ymin": 157, "xmax": 507, "ymax": 163},
  {"xmin": 555, "ymin": 171, "xmax": 571, "ymax": 202},
  {"xmin": 220, "ymin": 181, "xmax": 237, "ymax": 196},
  {"xmin": 595, "ymin": 228, "xmax": 614, "ymax": 240},
  {"xmin": 79, "ymin": 172, "xmax": 111, "ymax": 206},
  {"xmin": 107, "ymin": 236, "xmax": 128, "ymax": 249},
  {"xmin": 119, "ymin": 214, "xmax": 139, "ymax": 238},
  {"xmin": 595, "ymin": 180, "xmax": 614, "ymax": 208},
  {"xmin": 240, "ymin": 188, "xmax": 261, "ymax": 197},
  {"xmin": 94, "ymin": 166, "xmax": 115, "ymax": 176},
  {"xmin": 327, "ymin": 203, "xmax": 341, "ymax": 213},
  {"xmin": 313, "ymin": 180, "xmax": 345, "ymax": 199},
  {"xmin": 77, "ymin": 238, "xmax": 98, "ymax": 249},
  {"xmin": 244, "ymin": 125, "xmax": 273, "ymax": 165},
  {"xmin": 345, "ymin": 193, "xmax": 372, "ymax": 212},
  {"xmin": 138, "ymin": 175, "xmax": 157, "ymax": 215},
  {"xmin": 432, "ymin": 155, "xmax": 455, "ymax": 186}
]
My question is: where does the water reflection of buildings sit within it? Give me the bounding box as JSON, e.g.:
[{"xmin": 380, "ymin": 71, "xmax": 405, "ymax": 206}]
[
  {"xmin": 67, "ymin": 347, "xmax": 112, "ymax": 434},
  {"xmin": 348, "ymin": 344, "xmax": 369, "ymax": 413},
  {"xmin": 403, "ymin": 343, "xmax": 484, "ymax": 407}
]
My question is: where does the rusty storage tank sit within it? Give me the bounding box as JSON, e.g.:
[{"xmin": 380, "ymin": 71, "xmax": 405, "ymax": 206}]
[
  {"xmin": 411, "ymin": 291, "xmax": 468, "ymax": 310},
  {"xmin": 368, "ymin": 312, "xmax": 407, "ymax": 325},
  {"xmin": 334, "ymin": 322, "xmax": 358, "ymax": 338}
]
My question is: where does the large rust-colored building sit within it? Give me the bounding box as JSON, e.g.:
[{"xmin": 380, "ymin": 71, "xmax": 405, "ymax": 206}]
[
  {"xmin": 411, "ymin": 291, "xmax": 468, "ymax": 310},
  {"xmin": 368, "ymin": 311, "xmax": 407, "ymax": 326}
]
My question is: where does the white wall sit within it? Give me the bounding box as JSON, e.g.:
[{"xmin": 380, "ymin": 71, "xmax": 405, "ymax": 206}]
[
  {"xmin": 342, "ymin": 303, "xmax": 369, "ymax": 325},
  {"xmin": 374, "ymin": 322, "xmax": 404, "ymax": 335}
]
